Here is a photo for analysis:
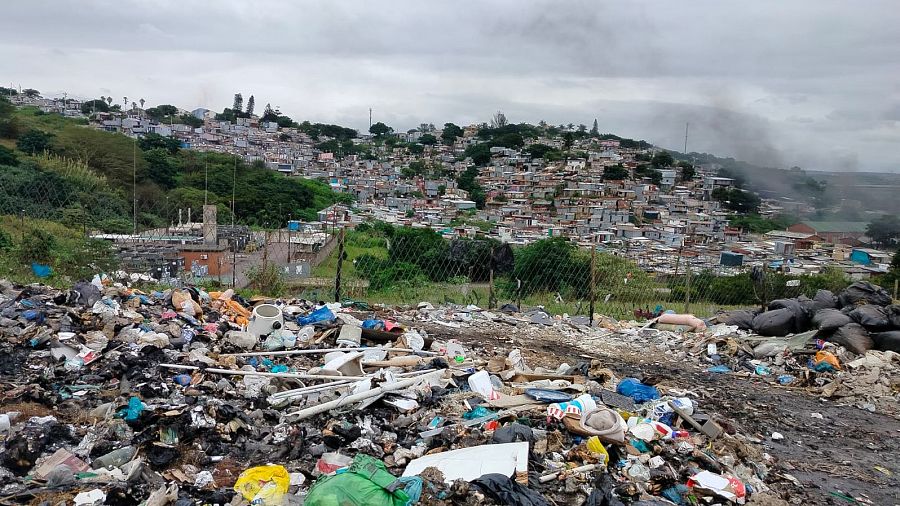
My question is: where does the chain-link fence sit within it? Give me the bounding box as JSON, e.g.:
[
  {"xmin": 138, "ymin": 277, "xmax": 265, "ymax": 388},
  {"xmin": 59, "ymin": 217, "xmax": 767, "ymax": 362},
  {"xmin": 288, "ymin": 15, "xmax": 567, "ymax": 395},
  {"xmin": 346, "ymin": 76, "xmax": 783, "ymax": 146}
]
[
  {"xmin": 311, "ymin": 223, "xmax": 860, "ymax": 319},
  {"xmin": 0, "ymin": 153, "xmax": 341, "ymax": 296},
  {"xmin": 0, "ymin": 166, "xmax": 865, "ymax": 319}
]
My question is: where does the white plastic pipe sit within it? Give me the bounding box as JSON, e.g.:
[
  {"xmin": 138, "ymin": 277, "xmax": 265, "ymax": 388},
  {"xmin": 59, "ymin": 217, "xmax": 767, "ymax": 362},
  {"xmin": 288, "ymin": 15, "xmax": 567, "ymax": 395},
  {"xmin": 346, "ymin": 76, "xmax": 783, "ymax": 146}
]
[
  {"xmin": 220, "ymin": 347, "xmax": 437, "ymax": 357},
  {"xmin": 285, "ymin": 369, "xmax": 445, "ymax": 420},
  {"xmin": 160, "ymin": 363, "xmax": 368, "ymax": 381}
]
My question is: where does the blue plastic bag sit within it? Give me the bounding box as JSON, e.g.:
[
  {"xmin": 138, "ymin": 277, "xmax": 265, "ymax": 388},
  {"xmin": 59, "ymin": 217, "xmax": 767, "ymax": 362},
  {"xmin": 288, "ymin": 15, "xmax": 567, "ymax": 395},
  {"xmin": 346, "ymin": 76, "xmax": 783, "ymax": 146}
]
[
  {"xmin": 31, "ymin": 263, "xmax": 52, "ymax": 278},
  {"xmin": 362, "ymin": 319, "xmax": 385, "ymax": 330},
  {"xmin": 297, "ymin": 306, "xmax": 335, "ymax": 326},
  {"xmin": 616, "ymin": 378, "xmax": 660, "ymax": 403},
  {"xmin": 118, "ymin": 396, "xmax": 145, "ymax": 421}
]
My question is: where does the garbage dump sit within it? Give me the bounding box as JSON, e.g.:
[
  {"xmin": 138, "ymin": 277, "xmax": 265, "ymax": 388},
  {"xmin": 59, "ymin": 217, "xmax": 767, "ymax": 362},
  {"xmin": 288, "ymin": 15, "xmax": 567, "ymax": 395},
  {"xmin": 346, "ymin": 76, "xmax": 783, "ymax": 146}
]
[{"xmin": 0, "ymin": 278, "xmax": 897, "ymax": 504}]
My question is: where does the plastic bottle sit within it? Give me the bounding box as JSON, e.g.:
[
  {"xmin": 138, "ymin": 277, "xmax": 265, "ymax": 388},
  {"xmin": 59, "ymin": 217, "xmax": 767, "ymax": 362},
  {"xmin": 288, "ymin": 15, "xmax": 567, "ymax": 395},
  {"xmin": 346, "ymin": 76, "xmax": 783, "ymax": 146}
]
[
  {"xmin": 91, "ymin": 446, "xmax": 136, "ymax": 469},
  {"xmin": 296, "ymin": 326, "xmax": 315, "ymax": 345}
]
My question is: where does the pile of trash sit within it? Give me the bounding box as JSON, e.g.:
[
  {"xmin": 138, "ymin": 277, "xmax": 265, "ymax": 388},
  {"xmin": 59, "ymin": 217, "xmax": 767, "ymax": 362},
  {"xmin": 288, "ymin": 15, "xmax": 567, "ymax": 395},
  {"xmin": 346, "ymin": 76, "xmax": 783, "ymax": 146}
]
[
  {"xmin": 715, "ymin": 281, "xmax": 900, "ymax": 354},
  {"xmin": 0, "ymin": 278, "xmax": 785, "ymax": 504},
  {"xmin": 380, "ymin": 289, "xmax": 899, "ymax": 416}
]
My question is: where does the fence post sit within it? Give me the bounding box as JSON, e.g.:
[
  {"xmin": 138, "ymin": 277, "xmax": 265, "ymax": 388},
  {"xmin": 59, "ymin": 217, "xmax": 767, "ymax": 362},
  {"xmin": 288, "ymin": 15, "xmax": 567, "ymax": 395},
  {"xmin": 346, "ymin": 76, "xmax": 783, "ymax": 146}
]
[
  {"xmin": 334, "ymin": 227, "xmax": 345, "ymax": 303},
  {"xmin": 589, "ymin": 240, "xmax": 597, "ymax": 326},
  {"xmin": 685, "ymin": 265, "xmax": 691, "ymax": 314},
  {"xmin": 488, "ymin": 246, "xmax": 495, "ymax": 309}
]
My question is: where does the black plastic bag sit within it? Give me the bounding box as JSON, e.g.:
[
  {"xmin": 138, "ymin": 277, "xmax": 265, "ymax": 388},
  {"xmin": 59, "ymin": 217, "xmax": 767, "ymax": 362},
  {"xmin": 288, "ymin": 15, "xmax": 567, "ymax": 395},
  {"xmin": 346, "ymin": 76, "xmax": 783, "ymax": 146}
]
[
  {"xmin": 812, "ymin": 289, "xmax": 838, "ymax": 311},
  {"xmin": 872, "ymin": 331, "xmax": 900, "ymax": 353},
  {"xmin": 718, "ymin": 310, "xmax": 756, "ymax": 330},
  {"xmin": 885, "ymin": 305, "xmax": 900, "ymax": 329},
  {"xmin": 829, "ymin": 323, "xmax": 874, "ymax": 355},
  {"xmin": 470, "ymin": 473, "xmax": 550, "ymax": 506},
  {"xmin": 849, "ymin": 305, "xmax": 891, "ymax": 331},
  {"xmin": 584, "ymin": 474, "xmax": 625, "ymax": 506},
  {"xmin": 813, "ymin": 309, "xmax": 852, "ymax": 333},
  {"xmin": 837, "ymin": 281, "xmax": 892, "ymax": 308},
  {"xmin": 768, "ymin": 298, "xmax": 811, "ymax": 332},
  {"xmin": 752, "ymin": 308, "xmax": 796, "ymax": 336},
  {"xmin": 492, "ymin": 424, "xmax": 535, "ymax": 445}
]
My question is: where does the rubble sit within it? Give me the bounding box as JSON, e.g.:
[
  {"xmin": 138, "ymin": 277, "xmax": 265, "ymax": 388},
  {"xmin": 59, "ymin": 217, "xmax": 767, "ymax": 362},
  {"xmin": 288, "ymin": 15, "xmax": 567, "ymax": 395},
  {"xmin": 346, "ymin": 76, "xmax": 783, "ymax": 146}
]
[{"xmin": 0, "ymin": 278, "xmax": 898, "ymax": 504}]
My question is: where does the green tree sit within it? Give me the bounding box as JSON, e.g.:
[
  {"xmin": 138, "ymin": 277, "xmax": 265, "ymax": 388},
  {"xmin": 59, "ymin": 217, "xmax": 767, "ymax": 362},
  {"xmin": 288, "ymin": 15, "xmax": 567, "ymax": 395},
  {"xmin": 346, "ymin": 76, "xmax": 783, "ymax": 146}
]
[
  {"xmin": 261, "ymin": 103, "xmax": 278, "ymax": 122},
  {"xmin": 464, "ymin": 143, "xmax": 492, "ymax": 166},
  {"xmin": 138, "ymin": 132, "xmax": 180, "ymax": 154},
  {"xmin": 0, "ymin": 97, "xmax": 21, "ymax": 138},
  {"xmin": 16, "ymin": 129, "xmax": 55, "ymax": 154},
  {"xmin": 245, "ymin": 95, "xmax": 255, "ymax": 116},
  {"xmin": 369, "ymin": 122, "xmax": 393, "ymax": 138},
  {"xmin": 441, "ymin": 123, "xmax": 464, "ymax": 144},
  {"xmin": 419, "ymin": 133, "xmax": 437, "ymax": 145},
  {"xmin": 678, "ymin": 161, "xmax": 696, "ymax": 181},
  {"xmin": 143, "ymin": 148, "xmax": 178, "ymax": 189},
  {"xmin": 602, "ymin": 164, "xmax": 629, "ymax": 180},
  {"xmin": 80, "ymin": 99, "xmax": 110, "ymax": 114},
  {"xmin": 18, "ymin": 229, "xmax": 54, "ymax": 264},
  {"xmin": 651, "ymin": 151, "xmax": 674, "ymax": 168},
  {"xmin": 867, "ymin": 214, "xmax": 900, "ymax": 247},
  {"xmin": 457, "ymin": 166, "xmax": 486, "ymax": 208},
  {"xmin": 511, "ymin": 238, "xmax": 591, "ymax": 297},
  {"xmin": 0, "ymin": 145, "xmax": 18, "ymax": 166},
  {"xmin": 563, "ymin": 131, "xmax": 575, "ymax": 150},
  {"xmin": 590, "ymin": 119, "xmax": 599, "ymax": 136},
  {"xmin": 526, "ymin": 144, "xmax": 561, "ymax": 160},
  {"xmin": 145, "ymin": 104, "xmax": 178, "ymax": 120},
  {"xmin": 712, "ymin": 187, "xmax": 761, "ymax": 214},
  {"xmin": 406, "ymin": 160, "xmax": 427, "ymax": 177},
  {"xmin": 179, "ymin": 114, "xmax": 203, "ymax": 128}
]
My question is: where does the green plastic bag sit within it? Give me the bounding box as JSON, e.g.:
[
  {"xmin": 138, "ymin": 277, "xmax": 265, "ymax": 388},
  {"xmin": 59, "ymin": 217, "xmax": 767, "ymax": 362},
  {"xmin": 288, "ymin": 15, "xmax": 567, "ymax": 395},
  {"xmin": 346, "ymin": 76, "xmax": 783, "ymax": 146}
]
[{"xmin": 305, "ymin": 454, "xmax": 411, "ymax": 506}]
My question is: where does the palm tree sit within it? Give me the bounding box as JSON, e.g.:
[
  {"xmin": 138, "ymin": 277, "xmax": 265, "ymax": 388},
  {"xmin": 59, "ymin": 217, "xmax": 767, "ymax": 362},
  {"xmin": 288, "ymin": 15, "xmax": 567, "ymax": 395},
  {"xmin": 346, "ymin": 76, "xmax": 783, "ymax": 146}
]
[
  {"xmin": 106, "ymin": 96, "xmax": 112, "ymax": 107},
  {"xmin": 139, "ymin": 98, "xmax": 145, "ymax": 109},
  {"xmin": 131, "ymin": 101, "xmax": 137, "ymax": 111},
  {"xmin": 100, "ymin": 95, "xmax": 106, "ymax": 104},
  {"xmin": 123, "ymin": 96, "xmax": 128, "ymax": 111}
]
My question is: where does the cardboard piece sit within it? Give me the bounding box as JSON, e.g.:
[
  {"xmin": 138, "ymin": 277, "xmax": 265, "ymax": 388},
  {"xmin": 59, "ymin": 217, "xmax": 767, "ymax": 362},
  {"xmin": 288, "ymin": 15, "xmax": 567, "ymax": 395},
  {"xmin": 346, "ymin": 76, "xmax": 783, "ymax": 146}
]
[{"xmin": 34, "ymin": 449, "xmax": 90, "ymax": 479}]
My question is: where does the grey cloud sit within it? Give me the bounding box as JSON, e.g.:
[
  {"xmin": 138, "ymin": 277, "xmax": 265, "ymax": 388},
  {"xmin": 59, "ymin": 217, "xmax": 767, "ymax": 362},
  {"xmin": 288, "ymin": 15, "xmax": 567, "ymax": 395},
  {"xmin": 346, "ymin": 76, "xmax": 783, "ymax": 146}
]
[{"xmin": 0, "ymin": 0, "xmax": 899, "ymax": 171}]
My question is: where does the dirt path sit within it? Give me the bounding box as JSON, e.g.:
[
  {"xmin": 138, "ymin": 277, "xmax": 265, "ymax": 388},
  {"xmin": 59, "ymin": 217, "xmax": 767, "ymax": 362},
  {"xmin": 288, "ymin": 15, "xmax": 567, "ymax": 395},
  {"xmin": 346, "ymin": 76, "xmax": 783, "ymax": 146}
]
[{"xmin": 413, "ymin": 321, "xmax": 900, "ymax": 504}]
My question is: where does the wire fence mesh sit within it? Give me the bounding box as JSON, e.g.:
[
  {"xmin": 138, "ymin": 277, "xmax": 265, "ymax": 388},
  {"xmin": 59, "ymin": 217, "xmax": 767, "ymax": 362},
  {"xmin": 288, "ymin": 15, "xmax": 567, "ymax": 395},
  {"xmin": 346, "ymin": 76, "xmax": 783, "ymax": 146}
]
[{"xmin": 0, "ymin": 167, "xmax": 865, "ymax": 319}]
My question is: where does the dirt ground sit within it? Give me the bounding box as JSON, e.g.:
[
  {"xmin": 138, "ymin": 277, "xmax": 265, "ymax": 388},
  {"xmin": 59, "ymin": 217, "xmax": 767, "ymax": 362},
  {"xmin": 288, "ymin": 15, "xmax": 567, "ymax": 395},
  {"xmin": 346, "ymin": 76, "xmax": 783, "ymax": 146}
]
[{"xmin": 413, "ymin": 321, "xmax": 900, "ymax": 505}]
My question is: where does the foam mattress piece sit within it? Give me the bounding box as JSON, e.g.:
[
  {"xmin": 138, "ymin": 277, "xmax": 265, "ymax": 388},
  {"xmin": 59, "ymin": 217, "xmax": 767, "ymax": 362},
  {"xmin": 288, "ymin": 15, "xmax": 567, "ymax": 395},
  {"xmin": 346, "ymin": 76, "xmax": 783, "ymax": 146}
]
[{"xmin": 402, "ymin": 442, "xmax": 529, "ymax": 483}]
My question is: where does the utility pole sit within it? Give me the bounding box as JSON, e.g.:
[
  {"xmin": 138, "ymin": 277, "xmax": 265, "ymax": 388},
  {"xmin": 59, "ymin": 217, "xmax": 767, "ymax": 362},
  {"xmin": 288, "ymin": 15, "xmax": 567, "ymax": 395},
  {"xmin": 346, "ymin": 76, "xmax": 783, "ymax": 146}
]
[
  {"xmin": 132, "ymin": 137, "xmax": 137, "ymax": 237},
  {"xmin": 231, "ymin": 154, "xmax": 237, "ymax": 288},
  {"xmin": 369, "ymin": 108, "xmax": 372, "ymax": 130},
  {"xmin": 683, "ymin": 122, "xmax": 689, "ymax": 154}
]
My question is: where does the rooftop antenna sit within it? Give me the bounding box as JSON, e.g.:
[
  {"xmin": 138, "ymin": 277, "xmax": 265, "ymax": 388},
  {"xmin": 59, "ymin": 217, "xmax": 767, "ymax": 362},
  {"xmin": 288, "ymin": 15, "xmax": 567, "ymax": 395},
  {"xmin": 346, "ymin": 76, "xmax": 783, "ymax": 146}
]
[
  {"xmin": 683, "ymin": 122, "xmax": 689, "ymax": 154},
  {"xmin": 369, "ymin": 108, "xmax": 372, "ymax": 129}
]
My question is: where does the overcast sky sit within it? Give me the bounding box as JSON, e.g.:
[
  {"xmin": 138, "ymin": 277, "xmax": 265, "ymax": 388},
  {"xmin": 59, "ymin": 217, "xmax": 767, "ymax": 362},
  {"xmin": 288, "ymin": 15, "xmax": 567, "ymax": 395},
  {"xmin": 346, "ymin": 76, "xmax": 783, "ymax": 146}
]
[{"xmin": 1, "ymin": 0, "xmax": 898, "ymax": 172}]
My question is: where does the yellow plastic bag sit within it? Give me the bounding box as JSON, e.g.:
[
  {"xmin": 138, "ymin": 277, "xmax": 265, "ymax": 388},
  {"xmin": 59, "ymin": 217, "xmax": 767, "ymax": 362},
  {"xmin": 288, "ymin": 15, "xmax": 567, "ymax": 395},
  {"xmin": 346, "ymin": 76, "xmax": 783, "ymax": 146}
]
[
  {"xmin": 233, "ymin": 465, "xmax": 290, "ymax": 502},
  {"xmin": 586, "ymin": 436, "xmax": 609, "ymax": 465}
]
